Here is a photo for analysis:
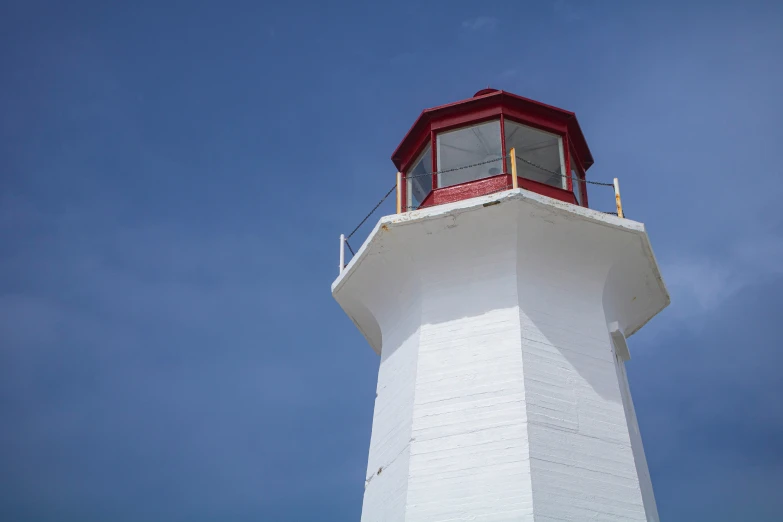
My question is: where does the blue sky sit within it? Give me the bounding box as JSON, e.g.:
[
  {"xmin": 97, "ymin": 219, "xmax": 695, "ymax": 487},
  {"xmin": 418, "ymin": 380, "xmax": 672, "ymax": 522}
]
[{"xmin": 1, "ymin": 1, "xmax": 782, "ymax": 520}]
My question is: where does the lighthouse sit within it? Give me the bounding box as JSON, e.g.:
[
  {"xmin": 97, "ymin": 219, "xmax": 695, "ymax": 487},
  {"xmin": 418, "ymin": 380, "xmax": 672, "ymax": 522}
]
[{"xmin": 332, "ymin": 89, "xmax": 669, "ymax": 521}]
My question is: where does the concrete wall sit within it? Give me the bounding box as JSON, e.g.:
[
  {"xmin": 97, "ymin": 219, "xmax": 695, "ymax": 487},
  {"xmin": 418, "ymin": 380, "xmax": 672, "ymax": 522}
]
[
  {"xmin": 355, "ymin": 243, "xmax": 421, "ymax": 522},
  {"xmin": 405, "ymin": 210, "xmax": 534, "ymax": 521},
  {"xmin": 515, "ymin": 222, "xmax": 651, "ymax": 521},
  {"xmin": 334, "ymin": 190, "xmax": 668, "ymax": 521}
]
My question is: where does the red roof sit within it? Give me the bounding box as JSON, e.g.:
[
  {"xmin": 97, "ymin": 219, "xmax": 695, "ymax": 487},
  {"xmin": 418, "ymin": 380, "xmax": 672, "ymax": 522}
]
[{"xmin": 391, "ymin": 89, "xmax": 594, "ymax": 175}]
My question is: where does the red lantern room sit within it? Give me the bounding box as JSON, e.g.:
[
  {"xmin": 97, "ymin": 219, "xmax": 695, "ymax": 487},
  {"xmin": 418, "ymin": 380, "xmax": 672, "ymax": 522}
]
[{"xmin": 392, "ymin": 88, "xmax": 594, "ymax": 211}]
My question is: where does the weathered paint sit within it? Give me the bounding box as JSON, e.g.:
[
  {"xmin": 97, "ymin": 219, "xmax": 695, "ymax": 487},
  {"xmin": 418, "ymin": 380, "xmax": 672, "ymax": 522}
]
[
  {"xmin": 333, "ymin": 188, "xmax": 669, "ymax": 521},
  {"xmin": 510, "ymin": 147, "xmax": 519, "ymax": 189},
  {"xmin": 614, "ymin": 177, "xmax": 625, "ymax": 218},
  {"xmin": 417, "ymin": 174, "xmax": 578, "ymax": 210},
  {"xmin": 419, "ymin": 174, "xmax": 512, "ymax": 209}
]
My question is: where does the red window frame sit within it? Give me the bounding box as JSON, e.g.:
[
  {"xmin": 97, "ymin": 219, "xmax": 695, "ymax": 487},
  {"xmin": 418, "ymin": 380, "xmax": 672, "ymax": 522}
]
[
  {"xmin": 398, "ymin": 91, "xmax": 593, "ymax": 210},
  {"xmin": 433, "ymin": 116, "xmax": 503, "ymax": 188},
  {"xmin": 568, "ymin": 145, "xmax": 589, "ymax": 208},
  {"xmin": 503, "ymin": 115, "xmax": 569, "ymax": 192}
]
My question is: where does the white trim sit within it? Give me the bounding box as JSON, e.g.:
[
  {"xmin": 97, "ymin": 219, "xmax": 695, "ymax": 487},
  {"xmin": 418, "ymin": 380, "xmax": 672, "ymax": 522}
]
[
  {"xmin": 609, "ymin": 321, "xmax": 630, "ymax": 361},
  {"xmin": 558, "ymin": 136, "xmax": 567, "ymax": 189},
  {"xmin": 339, "ymin": 234, "xmax": 345, "ymax": 274}
]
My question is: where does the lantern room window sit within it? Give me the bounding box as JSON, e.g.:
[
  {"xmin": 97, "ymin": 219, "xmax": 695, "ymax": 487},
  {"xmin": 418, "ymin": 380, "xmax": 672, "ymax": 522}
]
[
  {"xmin": 504, "ymin": 120, "xmax": 566, "ymax": 189},
  {"xmin": 436, "ymin": 120, "xmax": 503, "ymax": 188},
  {"xmin": 570, "ymin": 154, "xmax": 583, "ymax": 205},
  {"xmin": 406, "ymin": 144, "xmax": 433, "ymax": 210}
]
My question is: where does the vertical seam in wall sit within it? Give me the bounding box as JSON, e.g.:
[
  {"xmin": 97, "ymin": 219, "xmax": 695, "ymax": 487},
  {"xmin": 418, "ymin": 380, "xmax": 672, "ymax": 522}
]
[
  {"xmin": 514, "ymin": 206, "xmax": 537, "ymax": 521},
  {"xmin": 402, "ymin": 262, "xmax": 422, "ymax": 520}
]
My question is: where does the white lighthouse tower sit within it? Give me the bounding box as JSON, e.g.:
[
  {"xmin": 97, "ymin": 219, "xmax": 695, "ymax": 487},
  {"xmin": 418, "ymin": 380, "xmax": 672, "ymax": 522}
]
[{"xmin": 333, "ymin": 89, "xmax": 669, "ymax": 522}]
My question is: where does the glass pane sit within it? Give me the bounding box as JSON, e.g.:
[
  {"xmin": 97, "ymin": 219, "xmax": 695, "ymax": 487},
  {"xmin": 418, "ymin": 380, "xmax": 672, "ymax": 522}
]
[
  {"xmin": 571, "ymin": 158, "xmax": 583, "ymax": 205},
  {"xmin": 437, "ymin": 120, "xmax": 503, "ymax": 188},
  {"xmin": 406, "ymin": 145, "xmax": 432, "ymax": 209},
  {"xmin": 505, "ymin": 121, "xmax": 565, "ymax": 189}
]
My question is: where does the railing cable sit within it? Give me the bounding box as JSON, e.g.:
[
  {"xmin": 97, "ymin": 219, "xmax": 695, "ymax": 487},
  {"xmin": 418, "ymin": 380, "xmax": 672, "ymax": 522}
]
[
  {"xmin": 405, "ymin": 156, "xmax": 507, "ymax": 180},
  {"xmin": 513, "ymin": 154, "xmax": 615, "ymax": 187},
  {"xmin": 347, "ymin": 184, "xmax": 396, "ymax": 240},
  {"xmin": 340, "ymin": 155, "xmax": 624, "ymax": 273}
]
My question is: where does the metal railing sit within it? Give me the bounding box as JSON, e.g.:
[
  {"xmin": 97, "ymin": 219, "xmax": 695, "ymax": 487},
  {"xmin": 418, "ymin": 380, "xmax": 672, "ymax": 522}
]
[{"xmin": 338, "ymin": 153, "xmax": 625, "ymax": 274}]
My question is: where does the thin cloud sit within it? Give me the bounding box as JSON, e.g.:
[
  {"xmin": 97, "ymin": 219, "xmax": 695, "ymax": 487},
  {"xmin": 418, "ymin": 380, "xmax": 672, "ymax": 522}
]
[
  {"xmin": 461, "ymin": 16, "xmax": 498, "ymax": 32},
  {"xmin": 661, "ymin": 234, "xmax": 783, "ymax": 318}
]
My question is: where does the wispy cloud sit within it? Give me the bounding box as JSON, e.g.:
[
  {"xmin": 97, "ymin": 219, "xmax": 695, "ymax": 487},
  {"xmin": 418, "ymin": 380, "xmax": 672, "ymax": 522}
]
[
  {"xmin": 461, "ymin": 16, "xmax": 498, "ymax": 32},
  {"xmin": 661, "ymin": 234, "xmax": 783, "ymax": 318},
  {"xmin": 389, "ymin": 51, "xmax": 419, "ymax": 67}
]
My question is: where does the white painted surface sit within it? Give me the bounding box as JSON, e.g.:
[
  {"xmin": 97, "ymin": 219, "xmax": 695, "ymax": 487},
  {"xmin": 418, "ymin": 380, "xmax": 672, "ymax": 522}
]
[
  {"xmin": 609, "ymin": 321, "xmax": 631, "ymax": 361},
  {"xmin": 333, "ymin": 189, "xmax": 669, "ymax": 521},
  {"xmin": 339, "ymin": 233, "xmax": 345, "ymax": 274},
  {"xmin": 613, "ymin": 338, "xmax": 660, "ymax": 522}
]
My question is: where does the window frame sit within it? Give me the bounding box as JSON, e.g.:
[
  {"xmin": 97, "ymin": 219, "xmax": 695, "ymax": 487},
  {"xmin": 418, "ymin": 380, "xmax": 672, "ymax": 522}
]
[
  {"xmin": 433, "ymin": 118, "xmax": 504, "ymax": 189},
  {"xmin": 568, "ymin": 145, "xmax": 588, "ymax": 208},
  {"xmin": 404, "ymin": 143, "xmax": 434, "ymax": 210},
  {"xmin": 502, "ymin": 117, "xmax": 567, "ymax": 190}
]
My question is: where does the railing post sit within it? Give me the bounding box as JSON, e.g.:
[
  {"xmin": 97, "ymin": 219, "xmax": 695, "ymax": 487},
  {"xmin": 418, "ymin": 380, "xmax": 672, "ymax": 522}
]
[
  {"xmin": 614, "ymin": 178, "xmax": 624, "ymax": 218},
  {"xmin": 396, "ymin": 172, "xmax": 402, "ymax": 214},
  {"xmin": 339, "ymin": 234, "xmax": 345, "ymax": 274},
  {"xmin": 510, "ymin": 147, "xmax": 518, "ymax": 189}
]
